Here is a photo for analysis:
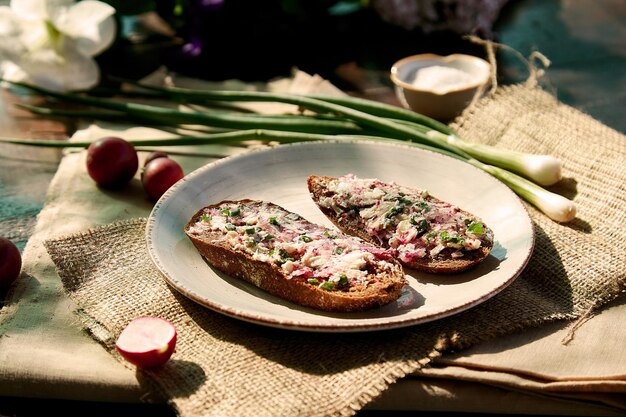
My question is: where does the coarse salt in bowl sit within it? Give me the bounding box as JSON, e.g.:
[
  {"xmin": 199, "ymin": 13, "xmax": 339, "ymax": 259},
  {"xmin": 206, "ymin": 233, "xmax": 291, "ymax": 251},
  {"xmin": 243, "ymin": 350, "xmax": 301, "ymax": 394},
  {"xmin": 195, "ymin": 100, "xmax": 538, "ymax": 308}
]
[{"xmin": 390, "ymin": 53, "xmax": 491, "ymax": 122}]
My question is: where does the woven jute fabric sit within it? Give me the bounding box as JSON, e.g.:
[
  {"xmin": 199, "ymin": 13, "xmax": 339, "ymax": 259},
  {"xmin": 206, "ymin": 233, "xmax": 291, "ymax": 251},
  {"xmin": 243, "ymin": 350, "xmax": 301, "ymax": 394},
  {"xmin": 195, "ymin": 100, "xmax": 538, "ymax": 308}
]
[
  {"xmin": 451, "ymin": 84, "xmax": 626, "ymax": 322},
  {"xmin": 44, "ymin": 84, "xmax": 626, "ymax": 417}
]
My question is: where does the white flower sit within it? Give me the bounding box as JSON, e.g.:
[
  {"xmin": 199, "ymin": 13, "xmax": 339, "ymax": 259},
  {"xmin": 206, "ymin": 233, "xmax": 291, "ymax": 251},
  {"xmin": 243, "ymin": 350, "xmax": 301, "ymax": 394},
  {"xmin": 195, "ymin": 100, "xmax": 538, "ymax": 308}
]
[{"xmin": 0, "ymin": 0, "xmax": 116, "ymax": 92}]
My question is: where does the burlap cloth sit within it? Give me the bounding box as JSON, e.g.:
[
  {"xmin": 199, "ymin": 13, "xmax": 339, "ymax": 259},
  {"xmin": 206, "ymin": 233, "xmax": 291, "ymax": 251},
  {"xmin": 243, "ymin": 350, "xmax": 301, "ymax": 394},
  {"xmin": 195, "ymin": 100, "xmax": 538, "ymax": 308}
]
[{"xmin": 2, "ymin": 71, "xmax": 626, "ymax": 416}]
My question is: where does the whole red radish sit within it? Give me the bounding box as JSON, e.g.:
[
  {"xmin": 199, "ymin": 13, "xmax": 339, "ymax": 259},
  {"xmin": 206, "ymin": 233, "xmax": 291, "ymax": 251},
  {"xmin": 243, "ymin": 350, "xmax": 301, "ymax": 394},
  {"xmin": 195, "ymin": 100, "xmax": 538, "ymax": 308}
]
[
  {"xmin": 0, "ymin": 237, "xmax": 21, "ymax": 291},
  {"xmin": 141, "ymin": 157, "xmax": 184, "ymax": 201},
  {"xmin": 143, "ymin": 151, "xmax": 169, "ymax": 167},
  {"xmin": 115, "ymin": 316, "xmax": 177, "ymax": 368},
  {"xmin": 86, "ymin": 137, "xmax": 139, "ymax": 188}
]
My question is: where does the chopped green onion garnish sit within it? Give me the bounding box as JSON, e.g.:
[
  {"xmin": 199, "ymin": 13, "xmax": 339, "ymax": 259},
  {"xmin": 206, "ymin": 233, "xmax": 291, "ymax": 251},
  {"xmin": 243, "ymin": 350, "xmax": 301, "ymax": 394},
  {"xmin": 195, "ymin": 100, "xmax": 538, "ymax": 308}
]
[
  {"xmin": 307, "ymin": 278, "xmax": 319, "ymax": 285},
  {"xmin": 440, "ymin": 231, "xmax": 464, "ymax": 244},
  {"xmin": 467, "ymin": 222, "xmax": 485, "ymax": 235},
  {"xmin": 338, "ymin": 274, "xmax": 348, "ymax": 287},
  {"xmin": 410, "ymin": 217, "xmax": 430, "ymax": 234},
  {"xmin": 414, "ymin": 201, "xmax": 430, "ymax": 212},
  {"xmin": 320, "ymin": 281, "xmax": 335, "ymax": 291},
  {"xmin": 386, "ymin": 206, "xmax": 403, "ymax": 218}
]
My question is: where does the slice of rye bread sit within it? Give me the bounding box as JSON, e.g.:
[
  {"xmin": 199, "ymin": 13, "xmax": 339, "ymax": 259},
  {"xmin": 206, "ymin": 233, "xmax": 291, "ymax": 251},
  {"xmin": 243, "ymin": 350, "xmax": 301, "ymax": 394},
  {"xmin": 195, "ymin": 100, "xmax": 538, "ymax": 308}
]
[
  {"xmin": 184, "ymin": 199, "xmax": 407, "ymax": 312},
  {"xmin": 307, "ymin": 175, "xmax": 494, "ymax": 274}
]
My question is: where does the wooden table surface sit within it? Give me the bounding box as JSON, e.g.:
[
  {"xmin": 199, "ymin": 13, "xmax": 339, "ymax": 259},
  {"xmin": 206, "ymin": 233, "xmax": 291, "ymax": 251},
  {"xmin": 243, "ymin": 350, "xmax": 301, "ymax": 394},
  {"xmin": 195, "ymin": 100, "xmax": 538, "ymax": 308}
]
[
  {"xmin": 0, "ymin": 0, "xmax": 623, "ymax": 416},
  {"xmin": 0, "ymin": 91, "xmax": 68, "ymax": 252}
]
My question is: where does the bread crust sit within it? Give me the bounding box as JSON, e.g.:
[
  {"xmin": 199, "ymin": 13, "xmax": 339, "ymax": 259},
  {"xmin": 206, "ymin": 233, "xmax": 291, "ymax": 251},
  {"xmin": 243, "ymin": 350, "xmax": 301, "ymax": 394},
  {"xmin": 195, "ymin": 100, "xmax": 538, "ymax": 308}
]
[
  {"xmin": 184, "ymin": 199, "xmax": 406, "ymax": 312},
  {"xmin": 308, "ymin": 175, "xmax": 494, "ymax": 274}
]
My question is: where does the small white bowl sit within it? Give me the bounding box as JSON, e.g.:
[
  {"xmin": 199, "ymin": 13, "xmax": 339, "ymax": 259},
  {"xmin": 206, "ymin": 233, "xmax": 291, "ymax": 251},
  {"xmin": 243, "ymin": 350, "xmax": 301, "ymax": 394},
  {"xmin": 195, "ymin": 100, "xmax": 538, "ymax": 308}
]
[{"xmin": 390, "ymin": 53, "xmax": 491, "ymax": 122}]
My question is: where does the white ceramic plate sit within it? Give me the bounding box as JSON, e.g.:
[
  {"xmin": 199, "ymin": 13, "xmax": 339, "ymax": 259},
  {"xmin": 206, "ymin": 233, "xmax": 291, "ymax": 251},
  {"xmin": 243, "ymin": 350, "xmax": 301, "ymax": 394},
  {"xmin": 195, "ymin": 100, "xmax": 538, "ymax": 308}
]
[{"xmin": 146, "ymin": 141, "xmax": 534, "ymax": 332}]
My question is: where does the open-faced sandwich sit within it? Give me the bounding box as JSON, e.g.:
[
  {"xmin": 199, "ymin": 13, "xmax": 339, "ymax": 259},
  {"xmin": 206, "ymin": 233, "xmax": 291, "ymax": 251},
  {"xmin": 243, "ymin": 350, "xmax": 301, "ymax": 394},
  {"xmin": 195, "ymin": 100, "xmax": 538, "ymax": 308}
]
[
  {"xmin": 308, "ymin": 174, "xmax": 494, "ymax": 274},
  {"xmin": 184, "ymin": 199, "xmax": 407, "ymax": 312}
]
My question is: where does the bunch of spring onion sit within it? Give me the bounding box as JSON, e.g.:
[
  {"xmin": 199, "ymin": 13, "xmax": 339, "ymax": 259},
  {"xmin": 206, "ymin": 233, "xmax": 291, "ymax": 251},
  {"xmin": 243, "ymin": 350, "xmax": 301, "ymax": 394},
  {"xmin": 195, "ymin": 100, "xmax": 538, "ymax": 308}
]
[{"xmin": 0, "ymin": 79, "xmax": 575, "ymax": 222}]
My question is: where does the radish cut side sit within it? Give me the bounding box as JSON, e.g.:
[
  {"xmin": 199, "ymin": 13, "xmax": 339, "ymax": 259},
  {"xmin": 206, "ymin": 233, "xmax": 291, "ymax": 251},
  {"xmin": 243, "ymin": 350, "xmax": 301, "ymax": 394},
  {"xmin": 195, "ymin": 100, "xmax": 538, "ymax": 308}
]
[{"xmin": 115, "ymin": 316, "xmax": 177, "ymax": 368}]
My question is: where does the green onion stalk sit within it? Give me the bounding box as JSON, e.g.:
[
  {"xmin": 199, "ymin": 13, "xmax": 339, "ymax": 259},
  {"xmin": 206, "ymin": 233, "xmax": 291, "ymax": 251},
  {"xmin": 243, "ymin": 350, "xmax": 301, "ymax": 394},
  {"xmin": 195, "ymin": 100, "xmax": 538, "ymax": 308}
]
[
  {"xmin": 0, "ymin": 129, "xmax": 577, "ymax": 223},
  {"xmin": 0, "ymin": 80, "xmax": 576, "ymax": 222},
  {"xmin": 118, "ymin": 78, "xmax": 565, "ymax": 186},
  {"xmin": 393, "ymin": 120, "xmax": 563, "ymax": 187},
  {"xmin": 467, "ymin": 160, "xmax": 575, "ymax": 223},
  {"xmin": 13, "ymin": 102, "xmax": 364, "ymax": 135},
  {"xmin": 5, "ymin": 80, "xmax": 472, "ymax": 158},
  {"xmin": 16, "ymin": 96, "xmax": 564, "ymax": 186}
]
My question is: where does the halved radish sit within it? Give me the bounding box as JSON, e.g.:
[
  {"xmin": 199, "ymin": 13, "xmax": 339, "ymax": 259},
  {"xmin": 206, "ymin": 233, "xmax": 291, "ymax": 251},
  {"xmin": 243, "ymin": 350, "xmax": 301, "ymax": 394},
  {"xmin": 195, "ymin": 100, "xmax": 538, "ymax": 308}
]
[{"xmin": 115, "ymin": 316, "xmax": 177, "ymax": 368}]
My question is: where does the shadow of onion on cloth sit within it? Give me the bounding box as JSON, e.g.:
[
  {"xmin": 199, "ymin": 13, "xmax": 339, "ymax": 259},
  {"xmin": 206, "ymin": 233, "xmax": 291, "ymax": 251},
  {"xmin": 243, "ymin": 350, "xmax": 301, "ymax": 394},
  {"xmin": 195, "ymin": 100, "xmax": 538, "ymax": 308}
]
[
  {"xmin": 547, "ymin": 176, "xmax": 578, "ymax": 201},
  {"xmin": 172, "ymin": 220, "xmax": 573, "ymax": 375}
]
